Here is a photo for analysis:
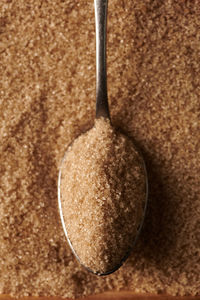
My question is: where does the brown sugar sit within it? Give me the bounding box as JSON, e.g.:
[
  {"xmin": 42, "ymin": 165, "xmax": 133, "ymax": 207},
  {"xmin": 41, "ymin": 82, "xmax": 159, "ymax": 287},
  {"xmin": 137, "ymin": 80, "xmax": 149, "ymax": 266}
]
[
  {"xmin": 0, "ymin": 0, "xmax": 200, "ymax": 298},
  {"xmin": 60, "ymin": 118, "xmax": 146, "ymax": 275}
]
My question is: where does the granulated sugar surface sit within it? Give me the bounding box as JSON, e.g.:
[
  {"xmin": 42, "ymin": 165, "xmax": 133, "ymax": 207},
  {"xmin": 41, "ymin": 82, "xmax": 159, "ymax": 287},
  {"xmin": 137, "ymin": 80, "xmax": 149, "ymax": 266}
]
[
  {"xmin": 60, "ymin": 118, "xmax": 146, "ymax": 275},
  {"xmin": 0, "ymin": 0, "xmax": 199, "ymax": 298}
]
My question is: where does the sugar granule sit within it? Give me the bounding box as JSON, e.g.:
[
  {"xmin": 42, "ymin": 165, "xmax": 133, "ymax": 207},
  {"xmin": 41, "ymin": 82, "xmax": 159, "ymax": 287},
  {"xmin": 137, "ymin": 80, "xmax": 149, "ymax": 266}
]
[
  {"xmin": 60, "ymin": 118, "xmax": 146, "ymax": 274},
  {"xmin": 0, "ymin": 0, "xmax": 200, "ymax": 298}
]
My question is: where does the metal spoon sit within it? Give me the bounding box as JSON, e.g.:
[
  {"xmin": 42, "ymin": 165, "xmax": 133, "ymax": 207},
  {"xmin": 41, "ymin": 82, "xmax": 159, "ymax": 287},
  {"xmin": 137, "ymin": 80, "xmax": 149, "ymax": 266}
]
[{"xmin": 58, "ymin": 0, "xmax": 148, "ymax": 276}]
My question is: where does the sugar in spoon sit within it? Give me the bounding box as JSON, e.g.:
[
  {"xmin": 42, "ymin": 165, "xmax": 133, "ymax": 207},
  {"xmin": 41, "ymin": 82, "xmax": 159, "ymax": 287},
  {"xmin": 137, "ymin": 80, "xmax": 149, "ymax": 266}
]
[{"xmin": 58, "ymin": 0, "xmax": 148, "ymax": 276}]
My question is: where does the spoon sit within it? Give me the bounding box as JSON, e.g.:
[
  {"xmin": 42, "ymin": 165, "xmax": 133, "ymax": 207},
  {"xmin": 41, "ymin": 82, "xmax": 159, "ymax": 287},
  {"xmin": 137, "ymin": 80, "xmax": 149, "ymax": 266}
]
[{"xmin": 58, "ymin": 0, "xmax": 148, "ymax": 276}]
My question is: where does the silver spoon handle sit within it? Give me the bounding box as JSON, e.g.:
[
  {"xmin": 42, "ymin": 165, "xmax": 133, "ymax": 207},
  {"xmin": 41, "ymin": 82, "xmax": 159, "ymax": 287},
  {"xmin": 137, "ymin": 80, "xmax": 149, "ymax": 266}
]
[{"xmin": 94, "ymin": 0, "xmax": 110, "ymax": 119}]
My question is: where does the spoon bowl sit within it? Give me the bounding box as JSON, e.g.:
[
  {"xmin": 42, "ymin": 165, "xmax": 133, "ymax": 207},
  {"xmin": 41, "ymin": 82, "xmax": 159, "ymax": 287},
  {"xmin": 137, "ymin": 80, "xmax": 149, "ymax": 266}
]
[{"xmin": 58, "ymin": 136, "xmax": 148, "ymax": 276}]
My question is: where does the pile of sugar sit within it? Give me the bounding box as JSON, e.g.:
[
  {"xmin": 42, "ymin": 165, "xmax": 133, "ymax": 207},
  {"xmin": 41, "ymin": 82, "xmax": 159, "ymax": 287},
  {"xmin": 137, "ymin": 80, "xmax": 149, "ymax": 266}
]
[
  {"xmin": 60, "ymin": 118, "xmax": 146, "ymax": 275},
  {"xmin": 0, "ymin": 0, "xmax": 199, "ymax": 298}
]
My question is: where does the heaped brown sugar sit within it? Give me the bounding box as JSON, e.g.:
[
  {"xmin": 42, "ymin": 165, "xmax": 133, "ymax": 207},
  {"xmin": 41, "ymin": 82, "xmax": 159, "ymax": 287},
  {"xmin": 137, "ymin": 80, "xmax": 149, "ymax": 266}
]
[{"xmin": 60, "ymin": 118, "xmax": 146, "ymax": 275}]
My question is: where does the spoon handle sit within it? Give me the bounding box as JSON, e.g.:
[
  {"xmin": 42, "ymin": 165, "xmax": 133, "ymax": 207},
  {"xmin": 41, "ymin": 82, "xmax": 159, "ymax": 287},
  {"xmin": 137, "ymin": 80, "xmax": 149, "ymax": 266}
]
[{"xmin": 94, "ymin": 0, "xmax": 110, "ymax": 119}]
